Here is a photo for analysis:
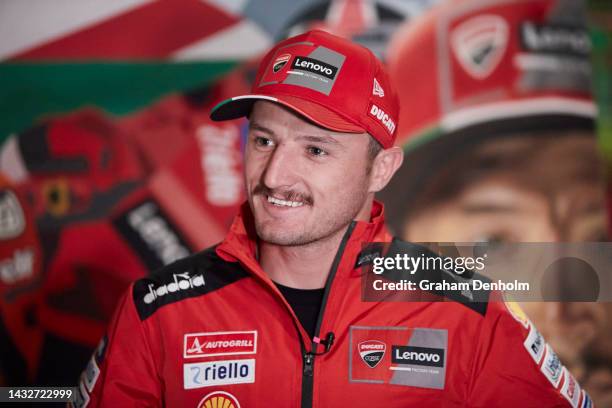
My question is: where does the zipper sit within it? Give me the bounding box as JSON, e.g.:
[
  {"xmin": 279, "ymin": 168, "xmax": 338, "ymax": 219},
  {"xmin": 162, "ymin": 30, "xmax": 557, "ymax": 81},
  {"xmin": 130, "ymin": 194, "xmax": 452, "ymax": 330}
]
[{"xmin": 300, "ymin": 221, "xmax": 357, "ymax": 408}]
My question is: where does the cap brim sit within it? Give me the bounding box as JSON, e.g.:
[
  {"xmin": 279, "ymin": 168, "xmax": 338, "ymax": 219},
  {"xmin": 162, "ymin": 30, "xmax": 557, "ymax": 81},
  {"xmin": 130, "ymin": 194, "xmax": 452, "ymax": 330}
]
[{"xmin": 210, "ymin": 94, "xmax": 365, "ymax": 133}]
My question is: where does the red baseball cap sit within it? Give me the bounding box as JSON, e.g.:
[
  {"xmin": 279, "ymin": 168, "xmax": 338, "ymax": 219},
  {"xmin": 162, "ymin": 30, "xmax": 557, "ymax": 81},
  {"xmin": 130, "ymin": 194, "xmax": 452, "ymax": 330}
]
[
  {"xmin": 210, "ymin": 29, "xmax": 399, "ymax": 148},
  {"xmin": 387, "ymin": 0, "xmax": 595, "ymax": 146}
]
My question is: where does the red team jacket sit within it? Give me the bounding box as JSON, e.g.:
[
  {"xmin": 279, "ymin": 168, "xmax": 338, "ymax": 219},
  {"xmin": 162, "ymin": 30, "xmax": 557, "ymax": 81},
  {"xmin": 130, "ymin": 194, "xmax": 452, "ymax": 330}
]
[{"xmin": 76, "ymin": 202, "xmax": 591, "ymax": 407}]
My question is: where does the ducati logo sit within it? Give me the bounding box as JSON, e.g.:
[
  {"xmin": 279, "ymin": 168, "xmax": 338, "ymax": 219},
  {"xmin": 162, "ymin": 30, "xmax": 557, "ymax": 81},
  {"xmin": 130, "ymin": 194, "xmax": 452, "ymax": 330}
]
[
  {"xmin": 372, "ymin": 78, "xmax": 385, "ymax": 97},
  {"xmin": 358, "ymin": 340, "xmax": 386, "ymax": 368},
  {"xmin": 273, "ymin": 53, "xmax": 291, "ymax": 73},
  {"xmin": 451, "ymin": 15, "xmax": 509, "ymax": 79}
]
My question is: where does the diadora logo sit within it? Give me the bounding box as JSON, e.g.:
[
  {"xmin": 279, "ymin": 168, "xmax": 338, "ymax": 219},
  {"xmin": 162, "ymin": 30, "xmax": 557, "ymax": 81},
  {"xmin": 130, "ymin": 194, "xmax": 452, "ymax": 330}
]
[
  {"xmin": 451, "ymin": 14, "xmax": 509, "ymax": 79},
  {"xmin": 291, "ymin": 56, "xmax": 338, "ymax": 80},
  {"xmin": 197, "ymin": 391, "xmax": 241, "ymax": 408},
  {"xmin": 143, "ymin": 272, "xmax": 205, "ymax": 305},
  {"xmin": 184, "ymin": 331, "xmax": 257, "ymax": 358},
  {"xmin": 372, "ymin": 78, "xmax": 385, "ymax": 97},
  {"xmin": 273, "ymin": 53, "xmax": 291, "ymax": 73},
  {"xmin": 185, "ymin": 359, "xmax": 255, "ymax": 389},
  {"xmin": 369, "ymin": 103, "xmax": 396, "ymax": 135},
  {"xmin": 358, "ymin": 340, "xmax": 386, "ymax": 368},
  {"xmin": 391, "ymin": 345, "xmax": 445, "ymax": 367}
]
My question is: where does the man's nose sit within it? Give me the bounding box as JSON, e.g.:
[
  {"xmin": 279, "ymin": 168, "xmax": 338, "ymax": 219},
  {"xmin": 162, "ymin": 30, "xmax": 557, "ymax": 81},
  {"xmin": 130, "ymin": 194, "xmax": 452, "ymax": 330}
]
[{"xmin": 262, "ymin": 144, "xmax": 297, "ymax": 189}]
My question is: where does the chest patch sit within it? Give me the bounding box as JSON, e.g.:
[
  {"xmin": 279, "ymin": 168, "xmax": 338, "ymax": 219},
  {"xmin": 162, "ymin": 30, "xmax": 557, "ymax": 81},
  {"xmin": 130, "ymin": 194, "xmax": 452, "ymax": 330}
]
[{"xmin": 349, "ymin": 326, "xmax": 447, "ymax": 390}]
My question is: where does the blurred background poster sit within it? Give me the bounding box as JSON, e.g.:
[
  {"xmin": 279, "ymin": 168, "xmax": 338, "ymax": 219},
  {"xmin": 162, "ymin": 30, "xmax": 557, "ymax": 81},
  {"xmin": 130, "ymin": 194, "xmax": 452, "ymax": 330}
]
[{"xmin": 0, "ymin": 0, "xmax": 610, "ymax": 405}]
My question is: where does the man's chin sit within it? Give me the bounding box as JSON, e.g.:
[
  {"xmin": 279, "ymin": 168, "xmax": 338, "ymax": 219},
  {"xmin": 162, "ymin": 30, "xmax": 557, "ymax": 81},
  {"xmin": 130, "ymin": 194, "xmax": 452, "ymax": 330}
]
[{"xmin": 256, "ymin": 230, "xmax": 308, "ymax": 246}]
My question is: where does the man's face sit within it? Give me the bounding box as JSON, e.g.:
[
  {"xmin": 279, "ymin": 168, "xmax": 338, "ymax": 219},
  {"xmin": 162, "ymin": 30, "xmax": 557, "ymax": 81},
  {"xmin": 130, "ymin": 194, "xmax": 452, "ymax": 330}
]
[
  {"xmin": 244, "ymin": 101, "xmax": 373, "ymax": 246},
  {"xmin": 402, "ymin": 135, "xmax": 608, "ymax": 243}
]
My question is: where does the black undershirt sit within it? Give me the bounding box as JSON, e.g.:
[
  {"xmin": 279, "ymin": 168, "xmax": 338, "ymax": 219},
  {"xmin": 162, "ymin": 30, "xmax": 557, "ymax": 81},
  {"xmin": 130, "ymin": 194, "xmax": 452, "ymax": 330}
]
[{"xmin": 274, "ymin": 282, "xmax": 325, "ymax": 339}]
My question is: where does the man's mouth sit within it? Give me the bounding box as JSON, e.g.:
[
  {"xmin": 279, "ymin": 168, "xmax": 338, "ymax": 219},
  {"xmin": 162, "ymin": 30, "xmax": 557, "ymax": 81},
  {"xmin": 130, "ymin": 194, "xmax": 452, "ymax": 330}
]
[{"xmin": 267, "ymin": 195, "xmax": 305, "ymax": 208}]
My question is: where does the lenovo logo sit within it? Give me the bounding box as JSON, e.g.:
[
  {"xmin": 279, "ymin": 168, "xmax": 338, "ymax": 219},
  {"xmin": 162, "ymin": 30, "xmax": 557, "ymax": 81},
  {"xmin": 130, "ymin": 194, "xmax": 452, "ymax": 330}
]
[
  {"xmin": 391, "ymin": 345, "xmax": 445, "ymax": 367},
  {"xmin": 291, "ymin": 56, "xmax": 338, "ymax": 80}
]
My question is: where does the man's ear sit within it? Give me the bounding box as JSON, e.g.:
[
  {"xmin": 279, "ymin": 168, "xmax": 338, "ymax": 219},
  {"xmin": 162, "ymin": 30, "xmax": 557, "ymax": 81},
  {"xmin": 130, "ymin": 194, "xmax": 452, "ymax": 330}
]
[{"xmin": 368, "ymin": 146, "xmax": 404, "ymax": 193}]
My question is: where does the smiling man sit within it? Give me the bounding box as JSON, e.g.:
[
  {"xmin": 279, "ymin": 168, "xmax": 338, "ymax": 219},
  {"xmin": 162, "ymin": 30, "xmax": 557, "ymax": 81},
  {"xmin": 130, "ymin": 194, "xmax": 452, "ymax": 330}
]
[{"xmin": 76, "ymin": 30, "xmax": 586, "ymax": 407}]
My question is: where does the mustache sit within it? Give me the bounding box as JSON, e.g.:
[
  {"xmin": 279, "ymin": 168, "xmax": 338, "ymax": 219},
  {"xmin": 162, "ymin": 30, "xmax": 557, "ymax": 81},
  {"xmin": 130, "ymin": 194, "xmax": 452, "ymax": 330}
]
[{"xmin": 253, "ymin": 184, "xmax": 314, "ymax": 206}]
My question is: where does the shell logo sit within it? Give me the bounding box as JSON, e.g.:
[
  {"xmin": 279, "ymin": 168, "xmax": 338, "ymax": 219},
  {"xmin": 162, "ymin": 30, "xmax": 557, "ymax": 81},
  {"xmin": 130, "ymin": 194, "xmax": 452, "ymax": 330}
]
[{"xmin": 197, "ymin": 391, "xmax": 241, "ymax": 408}]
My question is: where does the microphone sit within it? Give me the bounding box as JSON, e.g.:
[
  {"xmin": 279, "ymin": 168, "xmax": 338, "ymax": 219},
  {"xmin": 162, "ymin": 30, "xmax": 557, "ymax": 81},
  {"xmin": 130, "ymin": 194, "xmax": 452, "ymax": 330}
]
[{"xmin": 313, "ymin": 332, "xmax": 335, "ymax": 355}]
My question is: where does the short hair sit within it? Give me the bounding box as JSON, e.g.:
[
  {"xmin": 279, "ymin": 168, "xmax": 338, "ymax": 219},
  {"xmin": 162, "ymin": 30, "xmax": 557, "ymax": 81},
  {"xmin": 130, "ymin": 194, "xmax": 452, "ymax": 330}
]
[{"xmin": 366, "ymin": 135, "xmax": 383, "ymax": 172}]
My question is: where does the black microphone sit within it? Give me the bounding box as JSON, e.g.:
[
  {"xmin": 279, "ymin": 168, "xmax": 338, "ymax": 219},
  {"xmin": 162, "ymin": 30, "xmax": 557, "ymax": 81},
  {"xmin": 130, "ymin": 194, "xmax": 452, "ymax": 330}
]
[
  {"xmin": 321, "ymin": 332, "xmax": 335, "ymax": 353},
  {"xmin": 311, "ymin": 332, "xmax": 335, "ymax": 355}
]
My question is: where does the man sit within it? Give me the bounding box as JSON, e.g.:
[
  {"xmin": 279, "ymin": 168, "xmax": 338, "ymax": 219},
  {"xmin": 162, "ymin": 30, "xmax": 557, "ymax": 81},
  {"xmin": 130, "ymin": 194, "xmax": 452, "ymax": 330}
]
[
  {"xmin": 379, "ymin": 0, "xmax": 608, "ymax": 403},
  {"xmin": 76, "ymin": 30, "xmax": 586, "ymax": 407}
]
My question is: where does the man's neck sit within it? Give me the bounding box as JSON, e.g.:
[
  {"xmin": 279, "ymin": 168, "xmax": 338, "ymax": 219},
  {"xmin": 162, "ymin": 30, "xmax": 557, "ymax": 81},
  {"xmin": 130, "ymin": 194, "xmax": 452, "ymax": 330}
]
[{"xmin": 259, "ymin": 226, "xmax": 349, "ymax": 289}]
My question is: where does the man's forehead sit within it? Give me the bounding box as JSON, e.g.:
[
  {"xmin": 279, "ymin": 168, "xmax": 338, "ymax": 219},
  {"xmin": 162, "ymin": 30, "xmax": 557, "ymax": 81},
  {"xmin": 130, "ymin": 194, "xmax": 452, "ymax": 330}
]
[{"xmin": 249, "ymin": 100, "xmax": 366, "ymax": 141}]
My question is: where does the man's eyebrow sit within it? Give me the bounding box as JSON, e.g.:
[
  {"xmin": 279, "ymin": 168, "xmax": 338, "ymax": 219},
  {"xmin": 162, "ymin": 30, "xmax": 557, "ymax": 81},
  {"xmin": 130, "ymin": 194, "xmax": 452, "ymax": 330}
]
[
  {"xmin": 248, "ymin": 122, "xmax": 274, "ymax": 135},
  {"xmin": 296, "ymin": 134, "xmax": 342, "ymax": 146}
]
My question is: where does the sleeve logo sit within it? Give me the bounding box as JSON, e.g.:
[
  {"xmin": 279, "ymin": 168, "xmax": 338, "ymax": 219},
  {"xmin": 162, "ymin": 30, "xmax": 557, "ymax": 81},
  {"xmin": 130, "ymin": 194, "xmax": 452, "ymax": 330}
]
[{"xmin": 540, "ymin": 344, "xmax": 563, "ymax": 388}]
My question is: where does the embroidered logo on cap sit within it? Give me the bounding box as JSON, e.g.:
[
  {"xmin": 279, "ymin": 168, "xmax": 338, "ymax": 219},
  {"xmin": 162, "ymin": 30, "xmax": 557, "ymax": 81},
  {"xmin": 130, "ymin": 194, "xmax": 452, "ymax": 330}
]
[
  {"xmin": 273, "ymin": 53, "xmax": 291, "ymax": 73},
  {"xmin": 260, "ymin": 45, "xmax": 346, "ymax": 96},
  {"xmin": 451, "ymin": 14, "xmax": 509, "ymax": 79},
  {"xmin": 369, "ymin": 103, "xmax": 396, "ymax": 135},
  {"xmin": 373, "ymin": 78, "xmax": 385, "ymax": 97}
]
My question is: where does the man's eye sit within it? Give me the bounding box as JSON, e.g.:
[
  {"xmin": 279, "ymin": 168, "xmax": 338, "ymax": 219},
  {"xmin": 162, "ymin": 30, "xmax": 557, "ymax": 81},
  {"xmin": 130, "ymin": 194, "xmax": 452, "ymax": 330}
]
[
  {"xmin": 254, "ymin": 136, "xmax": 273, "ymax": 148},
  {"xmin": 307, "ymin": 146, "xmax": 327, "ymax": 157}
]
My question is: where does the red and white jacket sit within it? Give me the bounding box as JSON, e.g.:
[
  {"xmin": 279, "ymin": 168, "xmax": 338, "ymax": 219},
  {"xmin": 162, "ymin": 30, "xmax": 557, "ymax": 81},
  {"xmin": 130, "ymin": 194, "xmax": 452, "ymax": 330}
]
[{"xmin": 77, "ymin": 202, "xmax": 591, "ymax": 408}]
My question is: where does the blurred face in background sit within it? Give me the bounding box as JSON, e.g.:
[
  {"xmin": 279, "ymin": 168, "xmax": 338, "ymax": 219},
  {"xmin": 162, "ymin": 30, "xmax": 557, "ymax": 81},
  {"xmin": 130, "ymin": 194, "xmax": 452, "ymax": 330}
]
[
  {"xmin": 398, "ymin": 130, "xmax": 610, "ymax": 387},
  {"xmin": 403, "ymin": 132, "xmax": 608, "ymax": 243}
]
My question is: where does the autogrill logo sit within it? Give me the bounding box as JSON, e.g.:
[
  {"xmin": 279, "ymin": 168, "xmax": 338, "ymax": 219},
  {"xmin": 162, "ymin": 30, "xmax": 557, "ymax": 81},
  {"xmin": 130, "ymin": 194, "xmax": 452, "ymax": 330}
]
[
  {"xmin": 392, "ymin": 345, "xmax": 445, "ymax": 367},
  {"xmin": 291, "ymin": 56, "xmax": 338, "ymax": 80},
  {"xmin": 184, "ymin": 331, "xmax": 257, "ymax": 358},
  {"xmin": 188, "ymin": 340, "xmax": 254, "ymax": 353}
]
